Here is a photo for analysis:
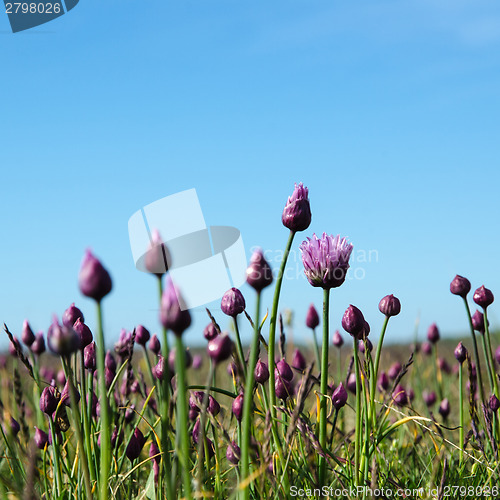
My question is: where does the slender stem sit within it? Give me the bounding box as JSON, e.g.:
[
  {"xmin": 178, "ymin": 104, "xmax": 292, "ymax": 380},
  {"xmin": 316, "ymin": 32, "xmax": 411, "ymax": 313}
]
[
  {"xmin": 433, "ymin": 345, "xmax": 443, "ymax": 401},
  {"xmin": 96, "ymin": 301, "xmax": 110, "ymax": 500},
  {"xmin": 484, "ymin": 309, "xmax": 499, "ymax": 397},
  {"xmin": 318, "ymin": 288, "xmax": 330, "ymax": 486},
  {"xmin": 311, "ymin": 328, "xmax": 321, "ymax": 371},
  {"xmin": 353, "ymin": 338, "xmax": 362, "ymax": 488},
  {"xmin": 370, "ymin": 316, "xmax": 389, "ymax": 427},
  {"xmin": 463, "ymin": 299, "xmax": 486, "ymax": 404},
  {"xmin": 233, "ymin": 317, "xmax": 247, "ymax": 379},
  {"xmin": 80, "ymin": 350, "xmax": 96, "ymax": 482},
  {"xmin": 240, "ymin": 291, "xmax": 261, "ymax": 500},
  {"xmin": 175, "ymin": 334, "xmax": 192, "ymax": 499},
  {"xmin": 459, "ymin": 363, "xmax": 464, "ymax": 465},
  {"xmin": 481, "ymin": 333, "xmax": 495, "ymax": 394}
]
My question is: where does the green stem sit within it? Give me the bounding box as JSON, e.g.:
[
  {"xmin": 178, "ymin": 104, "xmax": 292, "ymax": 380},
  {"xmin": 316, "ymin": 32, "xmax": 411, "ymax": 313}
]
[
  {"xmin": 240, "ymin": 292, "xmax": 261, "ymax": 500},
  {"xmin": 481, "ymin": 332, "xmax": 495, "ymax": 394},
  {"xmin": 175, "ymin": 334, "xmax": 192, "ymax": 499},
  {"xmin": 459, "ymin": 363, "xmax": 464, "ymax": 465},
  {"xmin": 311, "ymin": 328, "xmax": 321, "ymax": 371},
  {"xmin": 433, "ymin": 345, "xmax": 443, "ymax": 401},
  {"xmin": 233, "ymin": 317, "xmax": 247, "ymax": 380},
  {"xmin": 318, "ymin": 288, "xmax": 330, "ymax": 486},
  {"xmin": 370, "ymin": 316, "xmax": 389, "ymax": 427},
  {"xmin": 353, "ymin": 338, "xmax": 362, "ymax": 488},
  {"xmin": 96, "ymin": 301, "xmax": 110, "ymax": 500},
  {"xmin": 80, "ymin": 350, "xmax": 96, "ymax": 482},
  {"xmin": 484, "ymin": 309, "xmax": 499, "ymax": 398}
]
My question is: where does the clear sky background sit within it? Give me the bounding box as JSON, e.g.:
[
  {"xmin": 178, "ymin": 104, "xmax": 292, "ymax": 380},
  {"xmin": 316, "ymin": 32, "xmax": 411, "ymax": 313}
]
[{"xmin": 1, "ymin": 0, "xmax": 499, "ymax": 352}]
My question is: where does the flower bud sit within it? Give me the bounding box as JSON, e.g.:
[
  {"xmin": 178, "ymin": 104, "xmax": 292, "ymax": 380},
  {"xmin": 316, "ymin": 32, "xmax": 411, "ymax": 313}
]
[
  {"xmin": 84, "ymin": 342, "xmax": 96, "ymax": 371},
  {"xmin": 438, "ymin": 357, "xmax": 451, "ymax": 374},
  {"xmin": 31, "ymin": 332, "xmax": 45, "ymax": 355},
  {"xmin": 192, "ymin": 355, "xmax": 203, "ymax": 370},
  {"xmin": 226, "ymin": 441, "xmax": 241, "ymax": 465},
  {"xmin": 378, "ymin": 294, "xmax": 401, "ymax": 317},
  {"xmin": 450, "ymin": 275, "xmax": 471, "ymax": 298},
  {"xmin": 9, "ymin": 417, "xmax": 20, "ymax": 436},
  {"xmin": 192, "ymin": 418, "xmax": 201, "ymax": 444},
  {"xmin": 291, "ymin": 349, "xmax": 307, "ymax": 371},
  {"xmin": 56, "ymin": 370, "xmax": 66, "ymax": 387},
  {"xmin": 126, "ymin": 428, "xmax": 145, "ymax": 461},
  {"xmin": 254, "ymin": 359, "xmax": 269, "ymax": 384},
  {"xmin": 306, "ymin": 304, "xmax": 320, "ymax": 330},
  {"xmin": 105, "ymin": 351, "xmax": 117, "ymax": 371},
  {"xmin": 421, "ymin": 342, "xmax": 432, "ymax": 356},
  {"xmin": 21, "ymin": 320, "xmax": 35, "ymax": 347},
  {"xmin": 149, "ymin": 334, "xmax": 161, "ymax": 355},
  {"xmin": 359, "ymin": 338, "xmax": 372, "ymax": 353},
  {"xmin": 62, "ymin": 303, "xmax": 84, "ymax": 328},
  {"xmin": 153, "ymin": 356, "xmax": 165, "ymax": 381},
  {"xmin": 423, "ymin": 390, "xmax": 436, "ymax": 407},
  {"xmin": 489, "ymin": 394, "xmax": 500, "ymax": 412},
  {"xmin": 73, "ymin": 318, "xmax": 93, "ymax": 349},
  {"xmin": 275, "ymin": 377, "xmax": 292, "ymax": 400},
  {"xmin": 275, "ymin": 359, "xmax": 294, "ymax": 381},
  {"xmin": 388, "ymin": 362, "xmax": 402, "ymax": 380},
  {"xmin": 473, "ymin": 285, "xmax": 494, "ymax": 309},
  {"xmin": 78, "ymin": 250, "xmax": 112, "ymax": 302},
  {"xmin": 246, "ymin": 249, "xmax": 273, "ymax": 292},
  {"xmin": 282, "ymin": 182, "xmax": 312, "ymax": 232},
  {"xmin": 378, "ymin": 372, "xmax": 389, "ymax": 391},
  {"xmin": 160, "ymin": 281, "xmax": 191, "ymax": 336},
  {"xmin": 207, "ymin": 334, "xmax": 233, "ymax": 364},
  {"xmin": 135, "ymin": 325, "xmax": 151, "ymax": 346},
  {"xmin": 392, "ymin": 385, "xmax": 407, "ymax": 406},
  {"xmin": 332, "ymin": 330, "xmax": 343, "ymax": 348},
  {"xmin": 47, "ymin": 318, "xmax": 80, "ymax": 356},
  {"xmin": 347, "ymin": 373, "xmax": 357, "ymax": 394},
  {"xmin": 331, "ymin": 383, "xmax": 347, "ymax": 410},
  {"xmin": 203, "ymin": 323, "xmax": 218, "ymax": 341},
  {"xmin": 427, "ymin": 323, "xmax": 440, "ymax": 344},
  {"xmin": 145, "ymin": 229, "xmax": 171, "ymax": 276},
  {"xmin": 471, "ymin": 310, "xmax": 487, "ymax": 334},
  {"xmin": 221, "ymin": 288, "xmax": 246, "ymax": 317},
  {"xmin": 232, "ymin": 394, "xmax": 244, "ymax": 421},
  {"xmin": 168, "ymin": 348, "xmax": 192, "ymax": 373},
  {"xmin": 439, "ymin": 398, "xmax": 450, "ymax": 419},
  {"xmin": 341, "ymin": 305, "xmax": 366, "ymax": 338},
  {"xmin": 34, "ymin": 427, "xmax": 49, "ymax": 449},
  {"xmin": 8, "ymin": 337, "xmax": 21, "ymax": 357},
  {"xmin": 40, "ymin": 386, "xmax": 59, "ymax": 415},
  {"xmin": 454, "ymin": 342, "xmax": 467, "ymax": 364},
  {"xmin": 60, "ymin": 380, "xmax": 80, "ymax": 407},
  {"xmin": 105, "ymin": 368, "xmax": 115, "ymax": 388}
]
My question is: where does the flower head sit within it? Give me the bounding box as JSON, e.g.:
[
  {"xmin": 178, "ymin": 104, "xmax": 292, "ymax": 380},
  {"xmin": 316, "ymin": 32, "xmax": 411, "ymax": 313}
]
[
  {"xmin": 282, "ymin": 182, "xmax": 312, "ymax": 232},
  {"xmin": 471, "ymin": 310, "xmax": 487, "ymax": 334},
  {"xmin": 78, "ymin": 249, "xmax": 112, "ymax": 302},
  {"xmin": 305, "ymin": 304, "xmax": 320, "ymax": 330},
  {"xmin": 73, "ymin": 318, "xmax": 93, "ymax": 349},
  {"xmin": 221, "ymin": 288, "xmax": 246, "ymax": 317},
  {"xmin": 378, "ymin": 294, "xmax": 401, "ymax": 317},
  {"xmin": 427, "ymin": 323, "xmax": 440, "ymax": 344},
  {"xmin": 454, "ymin": 342, "xmax": 467, "ymax": 364},
  {"xmin": 300, "ymin": 233, "xmax": 353, "ymax": 289},
  {"xmin": 254, "ymin": 359, "xmax": 269, "ymax": 384},
  {"xmin": 332, "ymin": 383, "xmax": 348, "ymax": 410},
  {"xmin": 207, "ymin": 333, "xmax": 233, "ymax": 364},
  {"xmin": 145, "ymin": 229, "xmax": 171, "ymax": 276},
  {"xmin": 135, "ymin": 325, "xmax": 151, "ymax": 346},
  {"xmin": 246, "ymin": 249, "xmax": 273, "ymax": 292},
  {"xmin": 62, "ymin": 303, "xmax": 84, "ymax": 328},
  {"xmin": 160, "ymin": 280, "xmax": 191, "ymax": 336},
  {"xmin": 450, "ymin": 275, "xmax": 471, "ymax": 298},
  {"xmin": 21, "ymin": 320, "xmax": 35, "ymax": 347},
  {"xmin": 341, "ymin": 305, "xmax": 366, "ymax": 339},
  {"xmin": 149, "ymin": 334, "xmax": 161, "ymax": 355},
  {"xmin": 473, "ymin": 285, "xmax": 494, "ymax": 309},
  {"xmin": 47, "ymin": 317, "xmax": 80, "ymax": 356}
]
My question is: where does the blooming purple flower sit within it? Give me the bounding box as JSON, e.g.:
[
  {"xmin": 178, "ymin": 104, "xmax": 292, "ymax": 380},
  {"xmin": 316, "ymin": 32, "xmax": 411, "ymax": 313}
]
[
  {"xmin": 246, "ymin": 249, "xmax": 273, "ymax": 292},
  {"xmin": 305, "ymin": 304, "xmax": 320, "ymax": 330},
  {"xmin": 450, "ymin": 275, "xmax": 471, "ymax": 298},
  {"xmin": 78, "ymin": 249, "xmax": 112, "ymax": 303},
  {"xmin": 281, "ymin": 182, "xmax": 312, "ymax": 232},
  {"xmin": 221, "ymin": 288, "xmax": 246, "ymax": 317},
  {"xmin": 160, "ymin": 280, "xmax": 191, "ymax": 336},
  {"xmin": 300, "ymin": 233, "xmax": 353, "ymax": 289}
]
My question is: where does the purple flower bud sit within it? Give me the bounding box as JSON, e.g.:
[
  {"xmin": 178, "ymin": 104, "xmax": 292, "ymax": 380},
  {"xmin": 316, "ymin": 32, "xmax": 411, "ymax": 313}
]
[
  {"xmin": 31, "ymin": 332, "xmax": 45, "ymax": 355},
  {"xmin": 489, "ymin": 394, "xmax": 500, "ymax": 412},
  {"xmin": 341, "ymin": 305, "xmax": 366, "ymax": 339},
  {"xmin": 255, "ymin": 359, "xmax": 269, "ymax": 384},
  {"xmin": 427, "ymin": 323, "xmax": 440, "ymax": 344},
  {"xmin": 359, "ymin": 338, "xmax": 373, "ymax": 353},
  {"xmin": 149, "ymin": 441, "xmax": 161, "ymax": 464},
  {"xmin": 111, "ymin": 427, "xmax": 124, "ymax": 448},
  {"xmin": 332, "ymin": 383, "xmax": 348, "ymax": 410},
  {"xmin": 60, "ymin": 380, "xmax": 80, "ymax": 407},
  {"xmin": 246, "ymin": 249, "xmax": 273, "ymax": 292},
  {"xmin": 168, "ymin": 348, "xmax": 192, "ymax": 373},
  {"xmin": 192, "ymin": 355, "xmax": 203, "ymax": 370},
  {"xmin": 439, "ymin": 398, "xmax": 450, "ymax": 419},
  {"xmin": 332, "ymin": 330, "xmax": 344, "ymax": 348},
  {"xmin": 189, "ymin": 408, "xmax": 198, "ymax": 420},
  {"xmin": 408, "ymin": 388, "xmax": 415, "ymax": 401},
  {"xmin": 135, "ymin": 325, "xmax": 150, "ymax": 346},
  {"xmin": 227, "ymin": 361, "xmax": 239, "ymax": 377},
  {"xmin": 471, "ymin": 310, "xmax": 487, "ymax": 334},
  {"xmin": 473, "ymin": 285, "xmax": 494, "ymax": 309},
  {"xmin": 423, "ymin": 390, "xmax": 436, "ymax": 407},
  {"xmin": 207, "ymin": 334, "xmax": 233, "ymax": 364},
  {"xmin": 388, "ymin": 362, "xmax": 402, "ymax": 380},
  {"xmin": 34, "ymin": 427, "xmax": 49, "ymax": 449},
  {"xmin": 87, "ymin": 392, "xmax": 98, "ymax": 418},
  {"xmin": 47, "ymin": 318, "xmax": 80, "ymax": 356},
  {"xmin": 105, "ymin": 368, "xmax": 115, "ymax": 388},
  {"xmin": 78, "ymin": 250, "xmax": 112, "ymax": 302},
  {"xmin": 226, "ymin": 441, "xmax": 241, "ymax": 465},
  {"xmin": 232, "ymin": 394, "xmax": 244, "ymax": 421},
  {"xmin": 221, "ymin": 288, "xmax": 246, "ymax": 317},
  {"xmin": 145, "ymin": 229, "xmax": 171, "ymax": 276},
  {"xmin": 56, "ymin": 370, "xmax": 66, "ymax": 387},
  {"xmin": 40, "ymin": 386, "xmax": 59, "ymax": 415},
  {"xmin": 204, "ymin": 323, "xmax": 218, "ymax": 341},
  {"xmin": 149, "ymin": 334, "xmax": 161, "ymax": 355},
  {"xmin": 114, "ymin": 329, "xmax": 132, "ymax": 359},
  {"xmin": 21, "ymin": 320, "xmax": 35, "ymax": 347},
  {"xmin": 9, "ymin": 416, "xmax": 20, "ymax": 436},
  {"xmin": 454, "ymin": 342, "xmax": 467, "ymax": 364},
  {"xmin": 160, "ymin": 281, "xmax": 191, "ymax": 336},
  {"xmin": 378, "ymin": 294, "xmax": 401, "ymax": 317},
  {"xmin": 438, "ymin": 357, "xmax": 451, "ymax": 374},
  {"xmin": 392, "ymin": 385, "xmax": 407, "ymax": 406},
  {"xmin": 8, "ymin": 337, "xmax": 21, "ymax": 357},
  {"xmin": 421, "ymin": 342, "xmax": 432, "ymax": 356},
  {"xmin": 73, "ymin": 318, "xmax": 93, "ymax": 349},
  {"xmin": 282, "ymin": 182, "xmax": 312, "ymax": 232},
  {"xmin": 275, "ymin": 377, "xmax": 292, "ymax": 400},
  {"xmin": 192, "ymin": 418, "xmax": 201, "ymax": 445},
  {"xmin": 306, "ymin": 304, "xmax": 320, "ymax": 330},
  {"xmin": 39, "ymin": 367, "xmax": 55, "ymax": 383},
  {"xmin": 62, "ymin": 303, "xmax": 84, "ymax": 328},
  {"xmin": 347, "ymin": 373, "xmax": 357, "ymax": 394},
  {"xmin": 378, "ymin": 372, "xmax": 389, "ymax": 391},
  {"xmin": 450, "ymin": 275, "xmax": 471, "ymax": 298},
  {"xmin": 126, "ymin": 428, "xmax": 145, "ymax": 461},
  {"xmin": 291, "ymin": 349, "xmax": 307, "ymax": 371},
  {"xmin": 125, "ymin": 405, "xmax": 136, "ymax": 424},
  {"xmin": 275, "ymin": 359, "xmax": 294, "ymax": 381},
  {"xmin": 84, "ymin": 342, "xmax": 96, "ymax": 371},
  {"xmin": 153, "ymin": 356, "xmax": 165, "ymax": 380}
]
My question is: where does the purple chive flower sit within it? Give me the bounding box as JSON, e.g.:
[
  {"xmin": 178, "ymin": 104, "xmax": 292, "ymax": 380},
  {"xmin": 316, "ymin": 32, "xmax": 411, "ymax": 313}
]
[
  {"xmin": 9, "ymin": 417, "xmax": 20, "ymax": 436},
  {"xmin": 34, "ymin": 427, "xmax": 49, "ymax": 449},
  {"xmin": 135, "ymin": 325, "xmax": 151, "ymax": 346},
  {"xmin": 60, "ymin": 380, "xmax": 80, "ymax": 407},
  {"xmin": 489, "ymin": 394, "xmax": 500, "ymax": 412},
  {"xmin": 192, "ymin": 354, "xmax": 203, "ymax": 370},
  {"xmin": 427, "ymin": 323, "xmax": 440, "ymax": 344},
  {"xmin": 221, "ymin": 288, "xmax": 246, "ymax": 317},
  {"xmin": 150, "ymin": 441, "xmax": 161, "ymax": 465},
  {"xmin": 78, "ymin": 249, "xmax": 112, "ymax": 302},
  {"xmin": 31, "ymin": 332, "xmax": 45, "ymax": 355},
  {"xmin": 255, "ymin": 359, "xmax": 270, "ymax": 384},
  {"xmin": 207, "ymin": 333, "xmax": 233, "ymax": 364},
  {"xmin": 275, "ymin": 359, "xmax": 294, "ymax": 381},
  {"xmin": 306, "ymin": 304, "xmax": 320, "ymax": 330},
  {"xmin": 21, "ymin": 320, "xmax": 35, "ymax": 347},
  {"xmin": 73, "ymin": 318, "xmax": 93, "ymax": 349},
  {"xmin": 226, "ymin": 441, "xmax": 241, "ymax": 465},
  {"xmin": 454, "ymin": 342, "xmax": 467, "ymax": 364},
  {"xmin": 246, "ymin": 249, "xmax": 273, "ymax": 292},
  {"xmin": 300, "ymin": 233, "xmax": 353, "ymax": 289},
  {"xmin": 332, "ymin": 383, "xmax": 348, "ymax": 410},
  {"xmin": 392, "ymin": 385, "xmax": 408, "ymax": 406},
  {"xmin": 56, "ymin": 370, "xmax": 66, "ymax": 387},
  {"xmin": 359, "ymin": 338, "xmax": 373, "ymax": 353},
  {"xmin": 204, "ymin": 323, "xmax": 218, "ymax": 341},
  {"xmin": 87, "ymin": 392, "xmax": 98, "ymax": 418},
  {"xmin": 282, "ymin": 182, "xmax": 312, "ymax": 232},
  {"xmin": 84, "ymin": 342, "xmax": 96, "ymax": 371},
  {"xmin": 332, "ymin": 330, "xmax": 344, "ymax": 348},
  {"xmin": 105, "ymin": 350, "xmax": 117, "ymax": 371},
  {"xmin": 47, "ymin": 318, "xmax": 80, "ymax": 356},
  {"xmin": 378, "ymin": 372, "xmax": 389, "ymax": 391},
  {"xmin": 421, "ymin": 341, "xmax": 432, "ymax": 356},
  {"xmin": 153, "ymin": 356, "xmax": 165, "ymax": 380},
  {"xmin": 111, "ymin": 427, "xmax": 124, "ymax": 448},
  {"xmin": 145, "ymin": 229, "xmax": 171, "ymax": 276},
  {"xmin": 471, "ymin": 310, "xmax": 487, "ymax": 334},
  {"xmin": 423, "ymin": 390, "xmax": 437, "ymax": 407},
  {"xmin": 160, "ymin": 280, "xmax": 191, "ymax": 336},
  {"xmin": 473, "ymin": 285, "xmax": 494, "ymax": 309},
  {"xmin": 168, "ymin": 348, "xmax": 192, "ymax": 372},
  {"xmin": 114, "ymin": 330, "xmax": 132, "ymax": 358},
  {"xmin": 149, "ymin": 334, "xmax": 161, "ymax": 355},
  {"xmin": 275, "ymin": 377, "xmax": 292, "ymax": 400},
  {"xmin": 62, "ymin": 303, "xmax": 84, "ymax": 328},
  {"xmin": 342, "ymin": 305, "xmax": 366, "ymax": 339},
  {"xmin": 192, "ymin": 419, "xmax": 201, "ymax": 444},
  {"xmin": 439, "ymin": 398, "xmax": 450, "ymax": 419},
  {"xmin": 189, "ymin": 392, "xmax": 220, "ymax": 416},
  {"xmin": 8, "ymin": 337, "xmax": 22, "ymax": 357},
  {"xmin": 126, "ymin": 428, "xmax": 145, "ymax": 461},
  {"xmin": 378, "ymin": 294, "xmax": 401, "ymax": 317},
  {"xmin": 450, "ymin": 275, "xmax": 471, "ymax": 298},
  {"xmin": 232, "ymin": 394, "xmax": 244, "ymax": 421},
  {"xmin": 388, "ymin": 362, "xmax": 402, "ymax": 380},
  {"xmin": 347, "ymin": 373, "xmax": 357, "ymax": 394},
  {"xmin": 438, "ymin": 357, "xmax": 451, "ymax": 374},
  {"xmin": 291, "ymin": 349, "xmax": 307, "ymax": 371},
  {"xmin": 40, "ymin": 386, "xmax": 59, "ymax": 415}
]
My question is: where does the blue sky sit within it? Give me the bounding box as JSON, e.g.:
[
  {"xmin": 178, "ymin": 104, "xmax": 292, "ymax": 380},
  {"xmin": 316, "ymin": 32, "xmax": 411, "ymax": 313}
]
[{"xmin": 1, "ymin": 0, "xmax": 499, "ymax": 352}]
